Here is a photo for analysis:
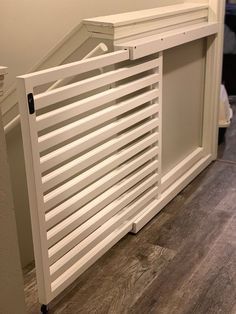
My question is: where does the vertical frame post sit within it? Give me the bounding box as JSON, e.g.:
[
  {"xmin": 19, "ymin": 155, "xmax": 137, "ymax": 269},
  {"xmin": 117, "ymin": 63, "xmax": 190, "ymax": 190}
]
[
  {"xmin": 202, "ymin": 0, "xmax": 225, "ymax": 158},
  {"xmin": 17, "ymin": 78, "xmax": 52, "ymax": 305},
  {"xmin": 157, "ymin": 52, "xmax": 163, "ymax": 197}
]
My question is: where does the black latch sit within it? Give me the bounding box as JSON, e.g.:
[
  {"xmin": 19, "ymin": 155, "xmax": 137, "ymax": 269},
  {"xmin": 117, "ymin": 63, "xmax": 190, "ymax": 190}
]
[{"xmin": 27, "ymin": 93, "xmax": 35, "ymax": 114}]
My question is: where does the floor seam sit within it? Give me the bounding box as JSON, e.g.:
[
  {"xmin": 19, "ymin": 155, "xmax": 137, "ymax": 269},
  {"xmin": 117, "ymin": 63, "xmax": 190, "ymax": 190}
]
[{"xmin": 217, "ymin": 159, "xmax": 236, "ymax": 166}]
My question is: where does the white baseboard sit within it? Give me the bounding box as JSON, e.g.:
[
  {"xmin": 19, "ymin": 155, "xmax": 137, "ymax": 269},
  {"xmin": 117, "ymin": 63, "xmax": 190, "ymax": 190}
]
[{"xmin": 131, "ymin": 153, "xmax": 212, "ymax": 233}]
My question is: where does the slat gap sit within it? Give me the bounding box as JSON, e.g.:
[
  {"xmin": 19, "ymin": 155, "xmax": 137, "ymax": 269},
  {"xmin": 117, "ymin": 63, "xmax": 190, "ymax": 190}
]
[
  {"xmin": 47, "ymin": 161, "xmax": 158, "ymax": 252},
  {"xmin": 38, "ymin": 89, "xmax": 159, "ymax": 152},
  {"xmin": 40, "ymin": 104, "xmax": 159, "ymax": 172},
  {"xmin": 44, "ymin": 132, "xmax": 158, "ymax": 210},
  {"xmin": 34, "ymin": 58, "xmax": 160, "ymax": 110},
  {"xmin": 45, "ymin": 146, "xmax": 158, "ymax": 229},
  {"xmin": 48, "ymin": 174, "xmax": 158, "ymax": 269},
  {"xmin": 50, "ymin": 185, "xmax": 158, "ymax": 284},
  {"xmin": 42, "ymin": 118, "xmax": 159, "ymax": 192},
  {"xmin": 36, "ymin": 73, "xmax": 159, "ymax": 131}
]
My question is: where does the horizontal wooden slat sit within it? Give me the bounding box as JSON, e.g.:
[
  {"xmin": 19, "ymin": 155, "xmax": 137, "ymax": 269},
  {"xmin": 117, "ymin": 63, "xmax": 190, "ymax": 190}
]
[
  {"xmin": 44, "ymin": 132, "xmax": 158, "ymax": 210},
  {"xmin": 36, "ymin": 73, "xmax": 159, "ymax": 131},
  {"xmin": 48, "ymin": 172, "xmax": 158, "ymax": 263},
  {"xmin": 45, "ymin": 146, "xmax": 158, "ymax": 229},
  {"xmin": 50, "ymin": 185, "xmax": 158, "ymax": 291},
  {"xmin": 40, "ymin": 104, "xmax": 159, "ymax": 173},
  {"xmin": 47, "ymin": 160, "xmax": 158, "ymax": 245},
  {"xmin": 42, "ymin": 118, "xmax": 159, "ymax": 192},
  {"xmin": 38, "ymin": 89, "xmax": 158, "ymax": 152},
  {"xmin": 34, "ymin": 58, "xmax": 160, "ymax": 110},
  {"xmin": 18, "ymin": 50, "xmax": 129, "ymax": 87},
  {"xmin": 47, "ymin": 161, "xmax": 158, "ymax": 252}
]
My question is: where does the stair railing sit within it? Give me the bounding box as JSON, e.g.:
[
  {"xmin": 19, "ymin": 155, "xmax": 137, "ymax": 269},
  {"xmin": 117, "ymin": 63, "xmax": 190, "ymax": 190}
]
[{"xmin": 3, "ymin": 43, "xmax": 108, "ymax": 134}]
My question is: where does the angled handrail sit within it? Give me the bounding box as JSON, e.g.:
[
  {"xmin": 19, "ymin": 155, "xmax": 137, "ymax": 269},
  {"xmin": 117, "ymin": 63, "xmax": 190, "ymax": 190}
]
[
  {"xmin": 3, "ymin": 43, "xmax": 108, "ymax": 134},
  {"xmin": 1, "ymin": 24, "xmax": 90, "ymax": 118}
]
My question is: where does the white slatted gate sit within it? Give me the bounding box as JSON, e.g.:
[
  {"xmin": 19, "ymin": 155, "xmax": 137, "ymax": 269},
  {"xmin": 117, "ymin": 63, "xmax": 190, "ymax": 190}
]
[{"xmin": 17, "ymin": 49, "xmax": 162, "ymax": 305}]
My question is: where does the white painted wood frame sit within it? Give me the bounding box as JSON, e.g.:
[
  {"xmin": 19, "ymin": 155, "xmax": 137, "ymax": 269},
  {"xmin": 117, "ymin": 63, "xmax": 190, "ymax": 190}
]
[
  {"xmin": 17, "ymin": 0, "xmax": 225, "ymax": 307},
  {"xmin": 84, "ymin": 0, "xmax": 225, "ymax": 232},
  {"xmin": 17, "ymin": 49, "xmax": 161, "ymax": 304}
]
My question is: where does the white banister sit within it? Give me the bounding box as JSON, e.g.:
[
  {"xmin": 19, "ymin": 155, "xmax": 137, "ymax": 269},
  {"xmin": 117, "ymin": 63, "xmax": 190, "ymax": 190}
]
[
  {"xmin": 83, "ymin": 3, "xmax": 210, "ymax": 42},
  {"xmin": 3, "ymin": 43, "xmax": 108, "ymax": 134},
  {"xmin": 1, "ymin": 25, "xmax": 90, "ymax": 117},
  {"xmin": 1, "ymin": 24, "xmax": 92, "ymax": 136},
  {"xmin": 3, "ymin": 115, "xmax": 20, "ymax": 134},
  {"xmin": 47, "ymin": 43, "xmax": 108, "ymax": 91}
]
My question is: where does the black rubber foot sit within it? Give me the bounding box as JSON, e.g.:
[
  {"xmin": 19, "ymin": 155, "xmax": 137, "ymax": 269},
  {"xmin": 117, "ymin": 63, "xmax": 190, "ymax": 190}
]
[{"xmin": 41, "ymin": 304, "xmax": 49, "ymax": 313}]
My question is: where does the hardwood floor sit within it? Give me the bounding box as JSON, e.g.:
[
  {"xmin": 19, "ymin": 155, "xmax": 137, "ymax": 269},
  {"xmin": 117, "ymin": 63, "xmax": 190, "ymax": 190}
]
[{"xmin": 24, "ymin": 108, "xmax": 236, "ymax": 314}]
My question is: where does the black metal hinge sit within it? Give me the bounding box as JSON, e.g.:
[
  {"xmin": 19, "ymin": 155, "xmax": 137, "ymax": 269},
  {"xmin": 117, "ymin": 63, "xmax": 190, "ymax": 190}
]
[{"xmin": 27, "ymin": 93, "xmax": 35, "ymax": 114}]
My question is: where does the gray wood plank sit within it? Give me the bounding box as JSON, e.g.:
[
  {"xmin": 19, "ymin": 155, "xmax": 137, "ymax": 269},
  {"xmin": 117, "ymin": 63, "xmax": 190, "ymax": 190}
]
[
  {"xmin": 130, "ymin": 163, "xmax": 236, "ymax": 314},
  {"xmin": 24, "ymin": 161, "xmax": 236, "ymax": 314}
]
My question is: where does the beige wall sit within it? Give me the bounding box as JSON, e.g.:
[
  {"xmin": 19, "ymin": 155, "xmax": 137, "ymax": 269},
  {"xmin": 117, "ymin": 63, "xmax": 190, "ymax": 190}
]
[
  {"xmin": 6, "ymin": 124, "xmax": 34, "ymax": 266},
  {"xmin": 0, "ymin": 111, "xmax": 26, "ymax": 313}
]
